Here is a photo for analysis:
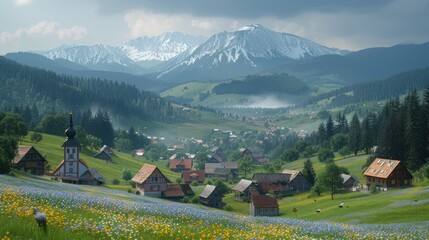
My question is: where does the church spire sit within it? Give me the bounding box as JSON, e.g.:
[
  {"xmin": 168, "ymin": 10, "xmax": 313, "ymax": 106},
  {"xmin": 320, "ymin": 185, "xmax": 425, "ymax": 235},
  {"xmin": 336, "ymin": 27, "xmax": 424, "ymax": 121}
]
[{"xmin": 65, "ymin": 112, "xmax": 76, "ymax": 139}]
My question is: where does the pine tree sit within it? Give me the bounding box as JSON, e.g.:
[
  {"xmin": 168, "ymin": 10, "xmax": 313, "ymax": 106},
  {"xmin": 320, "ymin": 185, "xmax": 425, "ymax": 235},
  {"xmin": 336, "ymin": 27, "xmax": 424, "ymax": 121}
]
[
  {"xmin": 326, "ymin": 115, "xmax": 335, "ymax": 140},
  {"xmin": 302, "ymin": 159, "xmax": 316, "ymax": 186},
  {"xmin": 348, "ymin": 113, "xmax": 362, "ymax": 156}
]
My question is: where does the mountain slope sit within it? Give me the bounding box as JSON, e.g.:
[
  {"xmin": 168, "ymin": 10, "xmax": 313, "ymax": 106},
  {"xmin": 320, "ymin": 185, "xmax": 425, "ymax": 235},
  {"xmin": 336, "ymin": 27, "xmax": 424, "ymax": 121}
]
[{"xmin": 156, "ymin": 24, "xmax": 345, "ymax": 82}]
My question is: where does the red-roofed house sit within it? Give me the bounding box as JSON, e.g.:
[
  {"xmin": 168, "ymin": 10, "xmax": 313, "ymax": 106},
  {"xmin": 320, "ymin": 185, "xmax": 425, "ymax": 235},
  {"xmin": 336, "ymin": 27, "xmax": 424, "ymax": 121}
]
[
  {"xmin": 249, "ymin": 192, "xmax": 279, "ymax": 216},
  {"xmin": 363, "ymin": 158, "xmax": 413, "ymax": 189},
  {"xmin": 169, "ymin": 159, "xmax": 193, "ymax": 172},
  {"xmin": 132, "ymin": 163, "xmax": 171, "ymax": 196},
  {"xmin": 181, "ymin": 170, "xmax": 205, "ymax": 184}
]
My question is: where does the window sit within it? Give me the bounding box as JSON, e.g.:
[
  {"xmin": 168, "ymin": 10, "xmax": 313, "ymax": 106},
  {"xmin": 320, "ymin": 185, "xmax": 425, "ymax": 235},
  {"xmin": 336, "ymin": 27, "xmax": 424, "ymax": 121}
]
[
  {"xmin": 72, "ymin": 148, "xmax": 76, "ymax": 153},
  {"xmin": 69, "ymin": 168, "xmax": 73, "ymax": 173},
  {"xmin": 67, "ymin": 149, "xmax": 70, "ymax": 153},
  {"xmin": 68, "ymin": 154, "xmax": 74, "ymax": 159},
  {"xmin": 391, "ymin": 179, "xmax": 396, "ymax": 185}
]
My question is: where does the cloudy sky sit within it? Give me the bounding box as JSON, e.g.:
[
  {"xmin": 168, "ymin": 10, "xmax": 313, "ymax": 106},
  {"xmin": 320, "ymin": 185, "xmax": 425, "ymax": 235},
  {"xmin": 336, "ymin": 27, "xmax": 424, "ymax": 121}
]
[{"xmin": 1, "ymin": 0, "xmax": 428, "ymax": 55}]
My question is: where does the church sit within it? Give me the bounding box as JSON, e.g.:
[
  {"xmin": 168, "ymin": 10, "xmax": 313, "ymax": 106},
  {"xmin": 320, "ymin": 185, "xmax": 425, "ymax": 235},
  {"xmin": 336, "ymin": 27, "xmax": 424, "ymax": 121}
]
[{"xmin": 52, "ymin": 113, "xmax": 105, "ymax": 185}]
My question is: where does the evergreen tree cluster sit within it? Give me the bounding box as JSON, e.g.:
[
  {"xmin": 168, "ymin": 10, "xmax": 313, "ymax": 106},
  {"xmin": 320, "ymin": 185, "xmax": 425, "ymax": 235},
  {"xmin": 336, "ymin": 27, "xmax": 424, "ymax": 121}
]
[{"xmin": 0, "ymin": 111, "xmax": 27, "ymax": 173}]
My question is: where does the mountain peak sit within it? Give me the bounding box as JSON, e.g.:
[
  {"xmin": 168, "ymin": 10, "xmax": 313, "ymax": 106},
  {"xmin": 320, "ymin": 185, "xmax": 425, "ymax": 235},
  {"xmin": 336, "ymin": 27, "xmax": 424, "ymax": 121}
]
[{"xmin": 238, "ymin": 24, "xmax": 263, "ymax": 31}]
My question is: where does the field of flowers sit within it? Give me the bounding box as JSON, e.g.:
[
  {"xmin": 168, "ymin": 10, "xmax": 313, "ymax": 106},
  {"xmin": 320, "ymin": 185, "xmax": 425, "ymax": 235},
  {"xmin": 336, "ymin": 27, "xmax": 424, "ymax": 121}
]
[{"xmin": 1, "ymin": 174, "xmax": 428, "ymax": 240}]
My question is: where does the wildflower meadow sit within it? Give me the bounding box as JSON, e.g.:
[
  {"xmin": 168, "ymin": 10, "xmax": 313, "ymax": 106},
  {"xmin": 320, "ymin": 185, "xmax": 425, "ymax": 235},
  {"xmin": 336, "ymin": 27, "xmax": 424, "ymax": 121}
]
[{"xmin": 0, "ymin": 174, "xmax": 428, "ymax": 240}]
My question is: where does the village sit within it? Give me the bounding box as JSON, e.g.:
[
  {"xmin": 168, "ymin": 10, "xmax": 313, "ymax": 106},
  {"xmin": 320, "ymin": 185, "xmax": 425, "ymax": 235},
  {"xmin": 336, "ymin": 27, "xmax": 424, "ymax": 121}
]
[{"xmin": 10, "ymin": 113, "xmax": 415, "ymax": 217}]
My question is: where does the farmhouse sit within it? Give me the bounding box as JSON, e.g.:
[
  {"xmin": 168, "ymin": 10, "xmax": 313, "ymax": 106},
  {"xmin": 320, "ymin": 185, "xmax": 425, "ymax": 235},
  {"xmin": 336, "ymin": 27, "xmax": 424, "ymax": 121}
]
[
  {"xmin": 240, "ymin": 147, "xmax": 270, "ymax": 164},
  {"xmin": 11, "ymin": 146, "xmax": 47, "ymax": 175},
  {"xmin": 341, "ymin": 174, "xmax": 360, "ymax": 191},
  {"xmin": 249, "ymin": 192, "xmax": 279, "ymax": 216},
  {"xmin": 363, "ymin": 158, "xmax": 413, "ymax": 189},
  {"xmin": 52, "ymin": 113, "xmax": 104, "ymax": 185},
  {"xmin": 282, "ymin": 169, "xmax": 311, "ymax": 192},
  {"xmin": 205, "ymin": 162, "xmax": 239, "ymax": 180},
  {"xmin": 181, "ymin": 170, "xmax": 205, "ymax": 184},
  {"xmin": 162, "ymin": 183, "xmax": 194, "ymax": 201},
  {"xmin": 169, "ymin": 159, "xmax": 192, "ymax": 172},
  {"xmin": 231, "ymin": 179, "xmax": 258, "ymax": 202},
  {"xmin": 199, "ymin": 184, "xmax": 224, "ymax": 209},
  {"xmin": 132, "ymin": 163, "xmax": 171, "ymax": 197},
  {"xmin": 93, "ymin": 145, "xmax": 113, "ymax": 162},
  {"xmin": 252, "ymin": 173, "xmax": 291, "ymax": 195},
  {"xmin": 208, "ymin": 147, "xmax": 228, "ymax": 163}
]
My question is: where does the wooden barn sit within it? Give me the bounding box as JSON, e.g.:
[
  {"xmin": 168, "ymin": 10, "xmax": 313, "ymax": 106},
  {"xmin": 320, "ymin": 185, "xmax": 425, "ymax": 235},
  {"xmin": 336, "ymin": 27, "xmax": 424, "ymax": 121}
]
[
  {"xmin": 363, "ymin": 158, "xmax": 413, "ymax": 189},
  {"xmin": 252, "ymin": 173, "xmax": 291, "ymax": 195},
  {"xmin": 181, "ymin": 170, "xmax": 205, "ymax": 184},
  {"xmin": 11, "ymin": 146, "xmax": 47, "ymax": 175},
  {"xmin": 169, "ymin": 159, "xmax": 193, "ymax": 172},
  {"xmin": 282, "ymin": 169, "xmax": 311, "ymax": 192},
  {"xmin": 240, "ymin": 147, "xmax": 270, "ymax": 165},
  {"xmin": 231, "ymin": 179, "xmax": 258, "ymax": 202},
  {"xmin": 93, "ymin": 145, "xmax": 113, "ymax": 162},
  {"xmin": 199, "ymin": 185, "xmax": 224, "ymax": 209},
  {"xmin": 249, "ymin": 192, "xmax": 279, "ymax": 216}
]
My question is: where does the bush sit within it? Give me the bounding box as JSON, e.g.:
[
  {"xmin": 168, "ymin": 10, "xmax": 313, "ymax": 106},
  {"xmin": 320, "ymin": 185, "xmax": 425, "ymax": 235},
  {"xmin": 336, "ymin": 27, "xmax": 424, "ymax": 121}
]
[
  {"xmin": 112, "ymin": 178, "xmax": 120, "ymax": 185},
  {"xmin": 180, "ymin": 196, "xmax": 190, "ymax": 203},
  {"xmin": 136, "ymin": 190, "xmax": 141, "ymax": 195},
  {"xmin": 190, "ymin": 181, "xmax": 199, "ymax": 186},
  {"xmin": 191, "ymin": 196, "xmax": 199, "ymax": 204},
  {"xmin": 224, "ymin": 205, "xmax": 234, "ymax": 211},
  {"xmin": 129, "ymin": 181, "xmax": 136, "ymax": 188},
  {"xmin": 370, "ymin": 184, "xmax": 377, "ymax": 194}
]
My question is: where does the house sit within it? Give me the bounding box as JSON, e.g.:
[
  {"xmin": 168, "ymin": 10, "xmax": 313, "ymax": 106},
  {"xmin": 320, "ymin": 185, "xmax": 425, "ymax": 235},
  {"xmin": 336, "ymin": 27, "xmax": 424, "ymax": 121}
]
[
  {"xmin": 52, "ymin": 113, "xmax": 104, "ymax": 185},
  {"xmin": 134, "ymin": 149, "xmax": 144, "ymax": 157},
  {"xmin": 181, "ymin": 170, "xmax": 205, "ymax": 184},
  {"xmin": 205, "ymin": 162, "xmax": 239, "ymax": 180},
  {"xmin": 208, "ymin": 147, "xmax": 228, "ymax": 163},
  {"xmin": 363, "ymin": 158, "xmax": 413, "ymax": 189},
  {"xmin": 341, "ymin": 174, "xmax": 360, "ymax": 191},
  {"xmin": 169, "ymin": 159, "xmax": 193, "ymax": 172},
  {"xmin": 252, "ymin": 173, "xmax": 291, "ymax": 195},
  {"xmin": 93, "ymin": 145, "xmax": 113, "ymax": 162},
  {"xmin": 199, "ymin": 185, "xmax": 224, "ymax": 209},
  {"xmin": 162, "ymin": 183, "xmax": 194, "ymax": 201},
  {"xmin": 240, "ymin": 147, "xmax": 270, "ymax": 164},
  {"xmin": 11, "ymin": 146, "xmax": 47, "ymax": 175},
  {"xmin": 282, "ymin": 169, "xmax": 311, "ymax": 192},
  {"xmin": 249, "ymin": 192, "xmax": 279, "ymax": 216},
  {"xmin": 132, "ymin": 163, "xmax": 171, "ymax": 197},
  {"xmin": 231, "ymin": 179, "xmax": 258, "ymax": 202}
]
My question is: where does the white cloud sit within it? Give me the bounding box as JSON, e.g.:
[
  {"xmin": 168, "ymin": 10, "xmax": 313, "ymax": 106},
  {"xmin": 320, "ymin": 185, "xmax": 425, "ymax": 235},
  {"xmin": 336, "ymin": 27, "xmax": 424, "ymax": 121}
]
[
  {"xmin": 14, "ymin": 0, "xmax": 33, "ymax": 6},
  {"xmin": 0, "ymin": 21, "xmax": 87, "ymax": 44}
]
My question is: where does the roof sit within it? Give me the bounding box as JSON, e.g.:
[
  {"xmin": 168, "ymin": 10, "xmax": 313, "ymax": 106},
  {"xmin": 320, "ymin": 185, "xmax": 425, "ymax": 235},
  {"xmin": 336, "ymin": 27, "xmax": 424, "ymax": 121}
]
[
  {"xmin": 205, "ymin": 162, "xmax": 238, "ymax": 174},
  {"xmin": 163, "ymin": 184, "xmax": 185, "ymax": 198},
  {"xmin": 12, "ymin": 146, "xmax": 47, "ymax": 164},
  {"xmin": 169, "ymin": 159, "xmax": 192, "ymax": 169},
  {"xmin": 232, "ymin": 179, "xmax": 254, "ymax": 192},
  {"xmin": 363, "ymin": 158, "xmax": 403, "ymax": 179},
  {"xmin": 251, "ymin": 194, "xmax": 279, "ymax": 208},
  {"xmin": 199, "ymin": 185, "xmax": 217, "ymax": 198},
  {"xmin": 181, "ymin": 170, "xmax": 205, "ymax": 182},
  {"xmin": 241, "ymin": 147, "xmax": 264, "ymax": 157},
  {"xmin": 252, "ymin": 173, "xmax": 291, "ymax": 184},
  {"xmin": 87, "ymin": 168, "xmax": 105, "ymax": 182},
  {"xmin": 282, "ymin": 170, "xmax": 301, "ymax": 181},
  {"xmin": 180, "ymin": 184, "xmax": 194, "ymax": 196},
  {"xmin": 52, "ymin": 158, "xmax": 90, "ymax": 175},
  {"xmin": 341, "ymin": 174, "xmax": 359, "ymax": 184},
  {"xmin": 131, "ymin": 164, "xmax": 158, "ymax": 184}
]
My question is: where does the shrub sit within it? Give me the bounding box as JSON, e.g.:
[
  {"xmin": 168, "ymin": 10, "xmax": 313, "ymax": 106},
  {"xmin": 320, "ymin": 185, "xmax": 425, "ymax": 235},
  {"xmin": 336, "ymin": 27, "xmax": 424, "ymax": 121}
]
[
  {"xmin": 370, "ymin": 184, "xmax": 377, "ymax": 194},
  {"xmin": 224, "ymin": 205, "xmax": 234, "ymax": 211},
  {"xmin": 190, "ymin": 181, "xmax": 199, "ymax": 186},
  {"xmin": 191, "ymin": 196, "xmax": 199, "ymax": 204},
  {"xmin": 180, "ymin": 196, "xmax": 190, "ymax": 203},
  {"xmin": 112, "ymin": 178, "xmax": 120, "ymax": 185}
]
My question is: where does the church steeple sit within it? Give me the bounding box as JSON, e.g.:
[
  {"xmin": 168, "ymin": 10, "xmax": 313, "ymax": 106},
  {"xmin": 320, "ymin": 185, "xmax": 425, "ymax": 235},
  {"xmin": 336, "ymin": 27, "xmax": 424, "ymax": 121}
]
[{"xmin": 65, "ymin": 112, "xmax": 76, "ymax": 139}]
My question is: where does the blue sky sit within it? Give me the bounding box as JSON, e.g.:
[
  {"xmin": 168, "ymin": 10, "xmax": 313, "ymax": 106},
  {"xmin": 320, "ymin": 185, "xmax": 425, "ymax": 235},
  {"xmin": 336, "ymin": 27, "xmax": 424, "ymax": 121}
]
[{"xmin": 1, "ymin": 0, "xmax": 428, "ymax": 54}]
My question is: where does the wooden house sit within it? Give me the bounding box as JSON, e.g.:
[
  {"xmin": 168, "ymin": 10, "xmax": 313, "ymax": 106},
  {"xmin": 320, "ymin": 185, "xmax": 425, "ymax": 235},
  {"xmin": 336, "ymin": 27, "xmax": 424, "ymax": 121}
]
[
  {"xmin": 162, "ymin": 184, "xmax": 194, "ymax": 201},
  {"xmin": 341, "ymin": 174, "xmax": 360, "ymax": 191},
  {"xmin": 169, "ymin": 159, "xmax": 192, "ymax": 172},
  {"xmin": 231, "ymin": 179, "xmax": 258, "ymax": 202},
  {"xmin": 240, "ymin": 147, "xmax": 270, "ymax": 164},
  {"xmin": 282, "ymin": 169, "xmax": 311, "ymax": 192},
  {"xmin": 93, "ymin": 145, "xmax": 113, "ymax": 162},
  {"xmin": 181, "ymin": 170, "xmax": 205, "ymax": 184},
  {"xmin": 132, "ymin": 163, "xmax": 171, "ymax": 197},
  {"xmin": 209, "ymin": 147, "xmax": 228, "ymax": 163},
  {"xmin": 199, "ymin": 185, "xmax": 224, "ymax": 209},
  {"xmin": 80, "ymin": 168, "xmax": 105, "ymax": 185},
  {"xmin": 205, "ymin": 162, "xmax": 239, "ymax": 180},
  {"xmin": 11, "ymin": 146, "xmax": 47, "ymax": 175},
  {"xmin": 251, "ymin": 173, "xmax": 291, "ymax": 195},
  {"xmin": 363, "ymin": 158, "xmax": 413, "ymax": 189},
  {"xmin": 249, "ymin": 192, "xmax": 279, "ymax": 216}
]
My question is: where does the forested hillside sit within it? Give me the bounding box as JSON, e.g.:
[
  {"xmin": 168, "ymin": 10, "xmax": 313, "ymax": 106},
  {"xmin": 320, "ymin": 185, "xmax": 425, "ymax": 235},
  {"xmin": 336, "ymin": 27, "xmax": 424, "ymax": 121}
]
[
  {"xmin": 212, "ymin": 73, "xmax": 309, "ymax": 95},
  {"xmin": 302, "ymin": 68, "xmax": 429, "ymax": 108},
  {"xmin": 0, "ymin": 56, "xmax": 175, "ymax": 120}
]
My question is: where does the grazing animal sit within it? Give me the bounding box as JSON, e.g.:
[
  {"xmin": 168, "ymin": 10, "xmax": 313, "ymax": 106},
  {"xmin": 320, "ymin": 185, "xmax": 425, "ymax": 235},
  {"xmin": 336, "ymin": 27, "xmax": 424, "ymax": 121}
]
[
  {"xmin": 316, "ymin": 208, "xmax": 322, "ymax": 213},
  {"xmin": 338, "ymin": 201, "xmax": 344, "ymax": 208},
  {"xmin": 33, "ymin": 208, "xmax": 47, "ymax": 232}
]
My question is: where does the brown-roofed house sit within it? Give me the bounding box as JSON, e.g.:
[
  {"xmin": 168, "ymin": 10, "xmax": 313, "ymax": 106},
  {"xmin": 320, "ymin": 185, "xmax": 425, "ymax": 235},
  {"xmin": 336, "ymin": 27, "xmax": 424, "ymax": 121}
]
[
  {"xmin": 249, "ymin": 193, "xmax": 279, "ymax": 216},
  {"xmin": 341, "ymin": 174, "xmax": 360, "ymax": 191},
  {"xmin": 363, "ymin": 158, "xmax": 413, "ymax": 189},
  {"xmin": 252, "ymin": 173, "xmax": 291, "ymax": 194},
  {"xmin": 199, "ymin": 185, "xmax": 224, "ymax": 209},
  {"xmin": 240, "ymin": 147, "xmax": 270, "ymax": 165},
  {"xmin": 162, "ymin": 183, "xmax": 195, "ymax": 201},
  {"xmin": 12, "ymin": 146, "xmax": 47, "ymax": 175},
  {"xmin": 205, "ymin": 162, "xmax": 239, "ymax": 180},
  {"xmin": 132, "ymin": 163, "xmax": 171, "ymax": 196},
  {"xmin": 231, "ymin": 179, "xmax": 258, "ymax": 202},
  {"xmin": 181, "ymin": 170, "xmax": 205, "ymax": 184},
  {"xmin": 169, "ymin": 159, "xmax": 193, "ymax": 172},
  {"xmin": 93, "ymin": 145, "xmax": 113, "ymax": 162}
]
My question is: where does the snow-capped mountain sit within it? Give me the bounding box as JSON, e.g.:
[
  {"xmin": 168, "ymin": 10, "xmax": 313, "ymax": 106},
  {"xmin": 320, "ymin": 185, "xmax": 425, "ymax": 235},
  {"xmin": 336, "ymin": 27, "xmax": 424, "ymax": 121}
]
[
  {"xmin": 120, "ymin": 32, "xmax": 205, "ymax": 63},
  {"xmin": 40, "ymin": 44, "xmax": 141, "ymax": 73},
  {"xmin": 157, "ymin": 24, "xmax": 345, "ymax": 81}
]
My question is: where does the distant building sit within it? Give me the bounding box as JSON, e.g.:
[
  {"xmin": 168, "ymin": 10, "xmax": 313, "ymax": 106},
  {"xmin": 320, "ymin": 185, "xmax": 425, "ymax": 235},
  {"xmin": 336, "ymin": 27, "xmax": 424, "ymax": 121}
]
[
  {"xmin": 281, "ymin": 169, "xmax": 311, "ymax": 192},
  {"xmin": 11, "ymin": 146, "xmax": 47, "ymax": 175},
  {"xmin": 162, "ymin": 183, "xmax": 194, "ymax": 201},
  {"xmin": 199, "ymin": 185, "xmax": 224, "ymax": 209},
  {"xmin": 181, "ymin": 170, "xmax": 205, "ymax": 184},
  {"xmin": 93, "ymin": 145, "xmax": 113, "ymax": 162},
  {"xmin": 341, "ymin": 174, "xmax": 360, "ymax": 191},
  {"xmin": 363, "ymin": 158, "xmax": 413, "ymax": 189},
  {"xmin": 252, "ymin": 173, "xmax": 291, "ymax": 195},
  {"xmin": 132, "ymin": 163, "xmax": 171, "ymax": 197},
  {"xmin": 52, "ymin": 113, "xmax": 104, "ymax": 185},
  {"xmin": 240, "ymin": 147, "xmax": 270, "ymax": 165},
  {"xmin": 249, "ymin": 192, "xmax": 279, "ymax": 216},
  {"xmin": 208, "ymin": 147, "xmax": 228, "ymax": 163},
  {"xmin": 231, "ymin": 179, "xmax": 257, "ymax": 202},
  {"xmin": 169, "ymin": 159, "xmax": 193, "ymax": 172},
  {"xmin": 205, "ymin": 162, "xmax": 239, "ymax": 180}
]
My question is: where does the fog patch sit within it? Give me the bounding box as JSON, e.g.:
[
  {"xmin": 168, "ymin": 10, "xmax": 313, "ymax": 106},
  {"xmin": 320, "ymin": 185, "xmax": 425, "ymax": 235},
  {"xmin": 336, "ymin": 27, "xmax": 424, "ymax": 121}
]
[{"xmin": 235, "ymin": 95, "xmax": 293, "ymax": 108}]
